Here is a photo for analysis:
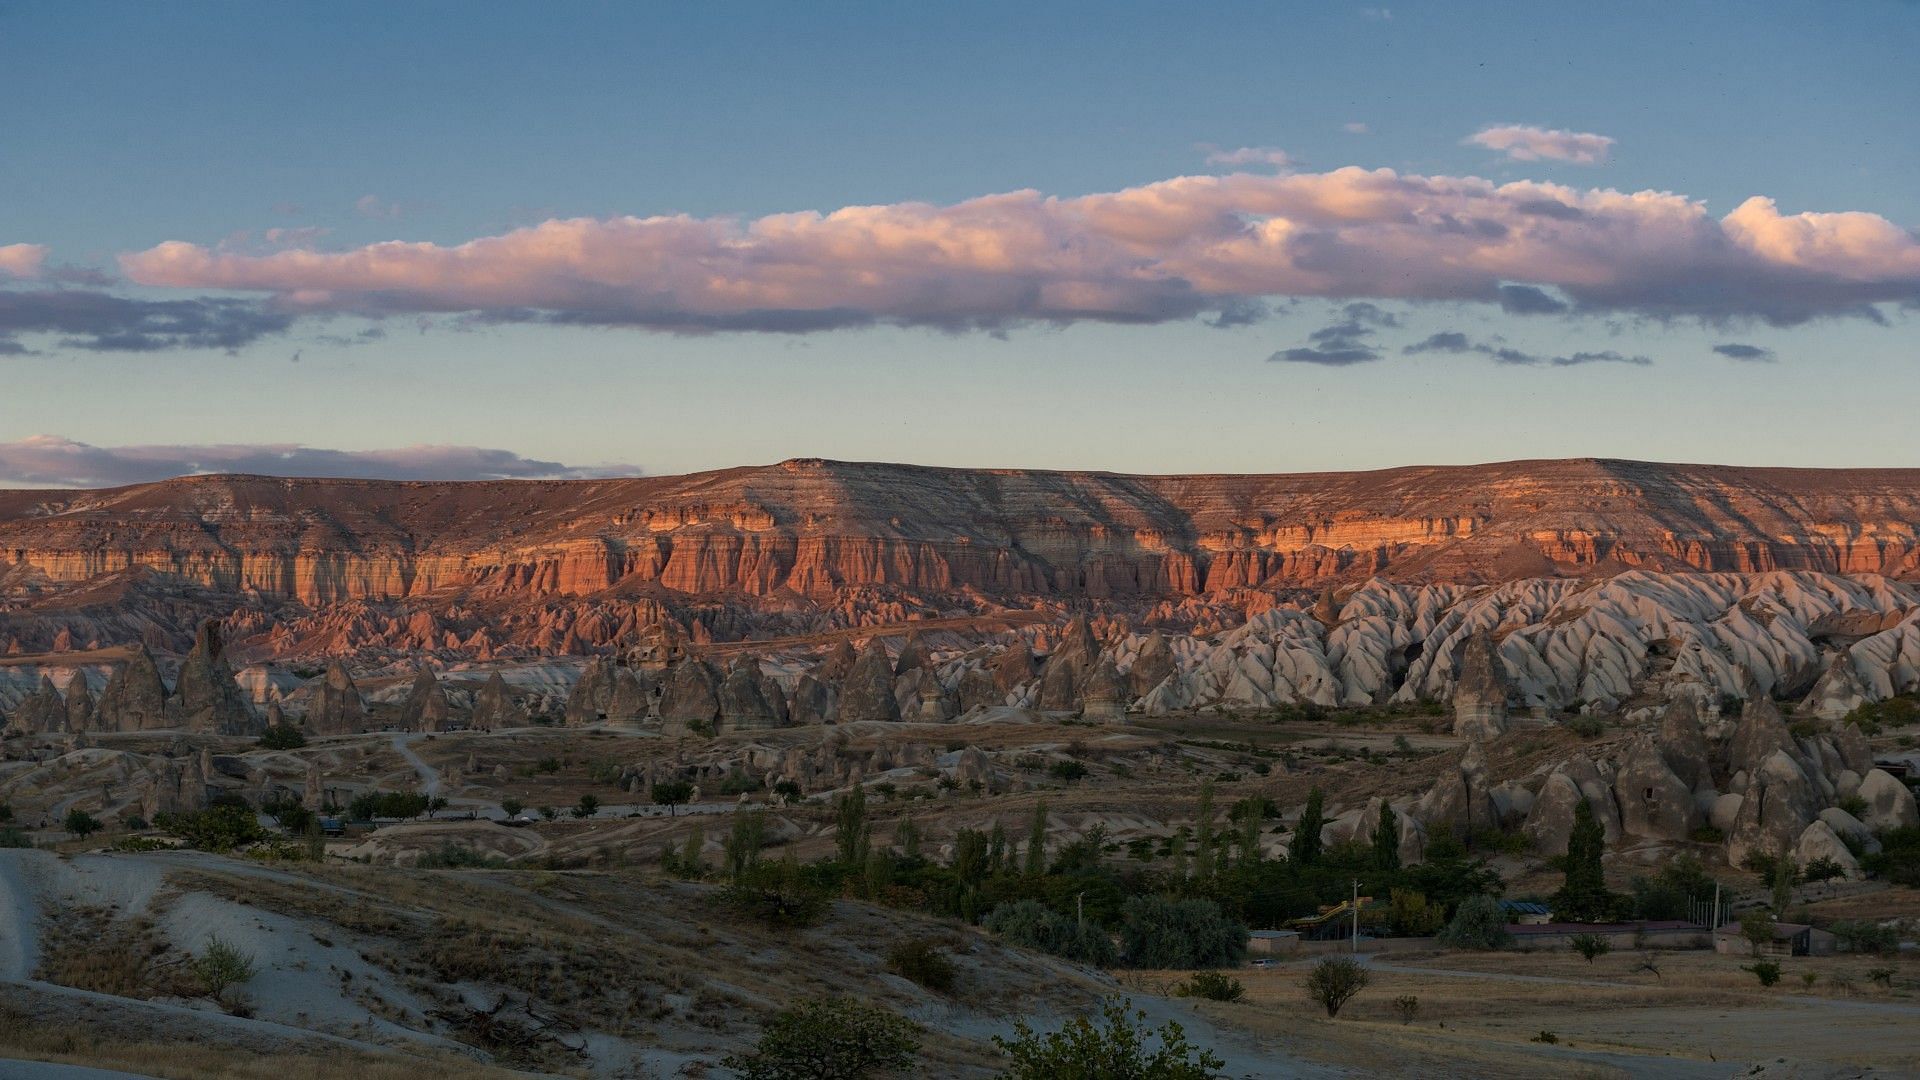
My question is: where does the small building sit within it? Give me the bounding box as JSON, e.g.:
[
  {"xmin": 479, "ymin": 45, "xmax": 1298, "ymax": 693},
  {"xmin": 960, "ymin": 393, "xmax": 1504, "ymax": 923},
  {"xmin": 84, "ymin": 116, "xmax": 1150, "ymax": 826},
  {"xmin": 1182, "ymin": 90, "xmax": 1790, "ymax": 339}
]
[
  {"xmin": 1499, "ymin": 900, "xmax": 1554, "ymax": 926},
  {"xmin": 1511, "ymin": 920, "xmax": 1709, "ymax": 950},
  {"xmin": 1247, "ymin": 929, "xmax": 1302, "ymax": 956},
  {"xmin": 1713, "ymin": 922, "xmax": 1837, "ymax": 957}
]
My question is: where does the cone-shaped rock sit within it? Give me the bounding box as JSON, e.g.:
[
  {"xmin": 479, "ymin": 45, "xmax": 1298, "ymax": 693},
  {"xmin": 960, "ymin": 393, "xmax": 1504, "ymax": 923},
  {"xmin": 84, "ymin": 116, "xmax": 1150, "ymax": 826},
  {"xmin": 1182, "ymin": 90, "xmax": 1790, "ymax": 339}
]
[
  {"xmin": 400, "ymin": 667, "xmax": 450, "ymax": 733},
  {"xmin": 1128, "ymin": 632, "xmax": 1175, "ymax": 697},
  {"xmin": 720, "ymin": 661, "xmax": 785, "ymax": 730},
  {"xmin": 63, "ymin": 676, "xmax": 95, "ymax": 732},
  {"xmin": 471, "ymin": 672, "xmax": 527, "ymax": 731},
  {"xmin": 819, "ymin": 639, "xmax": 858, "ymax": 682},
  {"xmin": 564, "ymin": 657, "xmax": 617, "ymax": 725},
  {"xmin": 893, "ymin": 632, "xmax": 934, "ymax": 676},
  {"xmin": 1451, "ymin": 630, "xmax": 1508, "ymax": 740},
  {"xmin": 172, "ymin": 620, "xmax": 259, "ymax": 736},
  {"xmin": 788, "ymin": 673, "xmax": 836, "ymax": 725},
  {"xmin": 1659, "ymin": 696, "xmax": 1711, "ymax": 791},
  {"xmin": 992, "ymin": 643, "xmax": 1035, "ymax": 697},
  {"xmin": 1079, "ymin": 653, "xmax": 1128, "ymax": 723},
  {"xmin": 14, "ymin": 676, "xmax": 66, "ymax": 734},
  {"xmin": 1614, "ymin": 736, "xmax": 1701, "ymax": 841},
  {"xmin": 658, "ymin": 659, "xmax": 722, "ymax": 734},
  {"xmin": 98, "ymin": 645, "xmax": 169, "ymax": 732},
  {"xmin": 309, "ymin": 661, "xmax": 368, "ymax": 736},
  {"xmin": 607, "ymin": 667, "xmax": 654, "ymax": 725},
  {"xmin": 839, "ymin": 640, "xmax": 901, "ymax": 723}
]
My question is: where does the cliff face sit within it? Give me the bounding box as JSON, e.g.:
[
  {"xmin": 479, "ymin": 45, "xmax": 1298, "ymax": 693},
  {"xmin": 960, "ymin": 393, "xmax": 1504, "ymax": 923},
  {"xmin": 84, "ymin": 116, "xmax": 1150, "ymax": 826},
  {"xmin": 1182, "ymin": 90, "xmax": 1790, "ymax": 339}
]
[{"xmin": 2, "ymin": 458, "xmax": 1918, "ymax": 611}]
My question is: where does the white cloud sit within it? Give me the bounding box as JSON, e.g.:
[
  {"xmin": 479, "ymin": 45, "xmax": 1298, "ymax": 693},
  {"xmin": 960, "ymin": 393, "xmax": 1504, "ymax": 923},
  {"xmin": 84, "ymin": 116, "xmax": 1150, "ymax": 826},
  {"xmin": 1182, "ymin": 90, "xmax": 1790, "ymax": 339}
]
[
  {"xmin": 1467, "ymin": 124, "xmax": 1615, "ymax": 165},
  {"xmin": 0, "ymin": 244, "xmax": 49, "ymax": 279},
  {"xmin": 1343, "ymin": 122, "xmax": 1371, "ymax": 135},
  {"xmin": 1203, "ymin": 146, "xmax": 1294, "ymax": 169}
]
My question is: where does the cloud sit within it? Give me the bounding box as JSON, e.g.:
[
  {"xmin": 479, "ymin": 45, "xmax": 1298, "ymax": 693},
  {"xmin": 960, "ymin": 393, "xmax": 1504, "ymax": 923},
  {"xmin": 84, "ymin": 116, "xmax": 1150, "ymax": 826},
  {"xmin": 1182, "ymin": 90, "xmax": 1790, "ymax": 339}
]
[
  {"xmin": 0, "ymin": 244, "xmax": 48, "ymax": 279},
  {"xmin": 1204, "ymin": 146, "xmax": 1294, "ymax": 169},
  {"xmin": 1403, "ymin": 331, "xmax": 1653, "ymax": 368},
  {"xmin": 1713, "ymin": 342, "xmax": 1776, "ymax": 362},
  {"xmin": 1467, "ymin": 124, "xmax": 1615, "ymax": 165},
  {"xmin": 113, "ymin": 165, "xmax": 1920, "ymax": 332},
  {"xmin": 1344, "ymin": 122, "xmax": 1371, "ymax": 135},
  {"xmin": 1269, "ymin": 301, "xmax": 1397, "ymax": 365},
  {"xmin": 1496, "ymin": 283, "xmax": 1571, "ymax": 315},
  {"xmin": 1361, "ymin": 7, "xmax": 1393, "ymax": 21},
  {"xmin": 0, "ymin": 289, "xmax": 294, "ymax": 353},
  {"xmin": 0, "ymin": 435, "xmax": 640, "ymax": 488},
  {"xmin": 354, "ymin": 194, "xmax": 406, "ymax": 220}
]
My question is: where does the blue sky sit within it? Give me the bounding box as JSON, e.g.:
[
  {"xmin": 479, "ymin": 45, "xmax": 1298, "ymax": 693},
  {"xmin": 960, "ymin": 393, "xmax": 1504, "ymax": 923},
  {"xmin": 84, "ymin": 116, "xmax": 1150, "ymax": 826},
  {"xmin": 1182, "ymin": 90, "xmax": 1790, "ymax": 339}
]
[{"xmin": 1, "ymin": 1, "xmax": 1916, "ymax": 482}]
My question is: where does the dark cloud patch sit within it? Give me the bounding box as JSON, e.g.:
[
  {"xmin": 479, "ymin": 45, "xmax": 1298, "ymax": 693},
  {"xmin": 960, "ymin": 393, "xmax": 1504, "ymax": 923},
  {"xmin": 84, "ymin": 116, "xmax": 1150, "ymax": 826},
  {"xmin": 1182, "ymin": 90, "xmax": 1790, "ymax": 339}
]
[
  {"xmin": 1513, "ymin": 198, "xmax": 1587, "ymax": 221},
  {"xmin": 1551, "ymin": 350, "xmax": 1653, "ymax": 367},
  {"xmin": 1403, "ymin": 331, "xmax": 1652, "ymax": 368},
  {"xmin": 1497, "ymin": 284, "xmax": 1571, "ymax": 315},
  {"xmin": 1403, "ymin": 331, "xmax": 1541, "ymax": 365},
  {"xmin": 0, "ymin": 289, "xmax": 293, "ymax": 353},
  {"xmin": 1269, "ymin": 302, "xmax": 1399, "ymax": 365},
  {"xmin": 0, "ymin": 435, "xmax": 640, "ymax": 488},
  {"xmin": 1712, "ymin": 342, "xmax": 1776, "ymax": 362},
  {"xmin": 1206, "ymin": 298, "xmax": 1270, "ymax": 329}
]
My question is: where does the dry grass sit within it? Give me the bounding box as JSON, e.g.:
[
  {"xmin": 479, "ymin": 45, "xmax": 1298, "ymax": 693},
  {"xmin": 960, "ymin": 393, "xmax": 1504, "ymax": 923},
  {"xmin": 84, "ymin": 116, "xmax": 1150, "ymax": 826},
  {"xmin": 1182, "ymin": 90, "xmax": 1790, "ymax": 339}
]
[
  {"xmin": 33, "ymin": 904, "xmax": 199, "ymax": 1000},
  {"xmin": 0, "ymin": 1004, "xmax": 530, "ymax": 1080}
]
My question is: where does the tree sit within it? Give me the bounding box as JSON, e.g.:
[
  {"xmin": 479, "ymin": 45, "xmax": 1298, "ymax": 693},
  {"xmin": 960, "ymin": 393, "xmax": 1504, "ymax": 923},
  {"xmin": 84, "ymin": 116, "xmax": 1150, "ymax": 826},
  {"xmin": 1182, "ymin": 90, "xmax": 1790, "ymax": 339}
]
[
  {"xmin": 500, "ymin": 797, "xmax": 524, "ymax": 818},
  {"xmin": 835, "ymin": 786, "xmax": 870, "ymax": 867},
  {"xmin": 1304, "ymin": 956, "xmax": 1370, "ymax": 1018},
  {"xmin": 257, "ymin": 724, "xmax": 306, "ymax": 750},
  {"xmin": 722, "ymin": 996, "xmax": 920, "ymax": 1080},
  {"xmin": 1739, "ymin": 909, "xmax": 1776, "ymax": 957},
  {"xmin": 983, "ymin": 900, "xmax": 1118, "ymax": 967},
  {"xmin": 1550, "ymin": 797, "xmax": 1613, "ymax": 921},
  {"xmin": 63, "ymin": 809, "xmax": 101, "ymax": 840},
  {"xmin": 1117, "ymin": 896, "xmax": 1247, "ymax": 969},
  {"xmin": 1193, "ymin": 781, "xmax": 1217, "ymax": 880},
  {"xmin": 725, "ymin": 809, "xmax": 767, "ymax": 883},
  {"xmin": 1392, "ymin": 994, "xmax": 1420, "ymax": 1025},
  {"xmin": 425, "ymin": 796, "xmax": 449, "ymax": 819},
  {"xmin": 1372, "ymin": 803, "xmax": 1401, "ymax": 871},
  {"xmin": 192, "ymin": 936, "xmax": 256, "ymax": 1002},
  {"xmin": 1289, "ymin": 788, "xmax": 1325, "ymax": 867},
  {"xmin": 895, "ymin": 814, "xmax": 922, "ymax": 861},
  {"xmin": 1024, "ymin": 797, "xmax": 1048, "ymax": 877},
  {"xmin": 1437, "ymin": 894, "xmax": 1512, "ymax": 950},
  {"xmin": 651, "ymin": 779, "xmax": 693, "ymax": 817},
  {"xmin": 1569, "ymin": 933, "xmax": 1611, "ymax": 965},
  {"xmin": 571, "ymin": 793, "xmax": 600, "ymax": 819},
  {"xmin": 993, "ymin": 998, "xmax": 1223, "ymax": 1080},
  {"xmin": 1770, "ymin": 851, "xmax": 1799, "ymax": 912},
  {"xmin": 1802, "ymin": 856, "xmax": 1845, "ymax": 886}
]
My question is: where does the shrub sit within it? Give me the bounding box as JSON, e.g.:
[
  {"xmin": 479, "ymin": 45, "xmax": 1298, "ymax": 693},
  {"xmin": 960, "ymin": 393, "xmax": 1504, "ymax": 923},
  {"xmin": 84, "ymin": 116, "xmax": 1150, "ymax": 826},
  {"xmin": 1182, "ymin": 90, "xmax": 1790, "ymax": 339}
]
[
  {"xmin": 650, "ymin": 779, "xmax": 693, "ymax": 816},
  {"xmin": 1566, "ymin": 715, "xmax": 1605, "ymax": 738},
  {"xmin": 257, "ymin": 724, "xmax": 306, "ymax": 750},
  {"xmin": 720, "ymin": 863, "xmax": 830, "ymax": 929},
  {"xmin": 1117, "ymin": 896, "xmax": 1246, "ymax": 969},
  {"xmin": 63, "ymin": 809, "xmax": 101, "ymax": 840},
  {"xmin": 1531, "ymin": 1030, "xmax": 1559, "ymax": 1044},
  {"xmin": 416, "ymin": 843, "xmax": 507, "ymax": 869},
  {"xmin": 1866, "ymin": 966, "xmax": 1896, "ymax": 988},
  {"xmin": 1047, "ymin": 760, "xmax": 1089, "ymax": 782},
  {"xmin": 571, "ymin": 793, "xmax": 600, "ymax": 819},
  {"xmin": 884, "ymin": 939, "xmax": 956, "ymax": 994},
  {"xmin": 192, "ymin": 936, "xmax": 256, "ymax": 1001},
  {"xmin": 1830, "ymin": 920, "xmax": 1899, "ymax": 956},
  {"xmin": 500, "ymin": 797, "xmax": 524, "ymax": 817},
  {"xmin": 0, "ymin": 827, "xmax": 33, "ymax": 849},
  {"xmin": 1175, "ymin": 970, "xmax": 1244, "ymax": 1002},
  {"xmin": 1744, "ymin": 959, "xmax": 1782, "ymax": 987},
  {"xmin": 1303, "ymin": 956, "xmax": 1369, "ymax": 1018},
  {"xmin": 982, "ymin": 900, "xmax": 1118, "ymax": 967},
  {"xmin": 1436, "ymin": 895, "xmax": 1512, "ymax": 950},
  {"xmin": 722, "ymin": 996, "xmax": 920, "ymax": 1080},
  {"xmin": 1392, "ymin": 994, "xmax": 1419, "ymax": 1025},
  {"xmin": 1570, "ymin": 933, "xmax": 1611, "ymax": 965},
  {"xmin": 993, "ymin": 998, "xmax": 1223, "ymax": 1080}
]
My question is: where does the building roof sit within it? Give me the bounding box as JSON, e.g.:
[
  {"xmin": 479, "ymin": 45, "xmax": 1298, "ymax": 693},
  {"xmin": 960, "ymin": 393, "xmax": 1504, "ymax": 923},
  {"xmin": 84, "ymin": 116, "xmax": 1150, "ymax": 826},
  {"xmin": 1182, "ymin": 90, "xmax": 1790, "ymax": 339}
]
[
  {"xmin": 1512, "ymin": 920, "xmax": 1699, "ymax": 934},
  {"xmin": 1499, "ymin": 900, "xmax": 1552, "ymax": 915},
  {"xmin": 1249, "ymin": 929, "xmax": 1301, "ymax": 939}
]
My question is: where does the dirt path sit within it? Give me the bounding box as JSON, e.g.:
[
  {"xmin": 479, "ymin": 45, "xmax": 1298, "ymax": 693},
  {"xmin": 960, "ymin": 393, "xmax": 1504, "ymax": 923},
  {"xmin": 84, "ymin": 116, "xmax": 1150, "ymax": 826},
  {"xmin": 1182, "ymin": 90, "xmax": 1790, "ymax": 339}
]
[{"xmin": 388, "ymin": 733, "xmax": 440, "ymax": 798}]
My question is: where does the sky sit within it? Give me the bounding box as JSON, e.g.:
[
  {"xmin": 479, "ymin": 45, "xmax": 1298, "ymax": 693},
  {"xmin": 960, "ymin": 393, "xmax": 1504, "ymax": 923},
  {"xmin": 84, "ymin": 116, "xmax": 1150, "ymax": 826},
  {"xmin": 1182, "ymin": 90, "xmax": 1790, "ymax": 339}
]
[{"xmin": 1, "ymin": 0, "xmax": 1916, "ymax": 485}]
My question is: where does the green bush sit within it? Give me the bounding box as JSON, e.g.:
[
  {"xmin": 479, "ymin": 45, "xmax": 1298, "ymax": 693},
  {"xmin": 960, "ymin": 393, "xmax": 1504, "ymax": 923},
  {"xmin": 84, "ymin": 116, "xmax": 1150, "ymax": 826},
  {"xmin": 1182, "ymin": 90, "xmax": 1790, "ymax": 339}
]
[
  {"xmin": 0, "ymin": 827, "xmax": 33, "ymax": 849},
  {"xmin": 1437, "ymin": 894, "xmax": 1512, "ymax": 950},
  {"xmin": 983, "ymin": 900, "xmax": 1118, "ymax": 967},
  {"xmin": 722, "ymin": 996, "xmax": 920, "ymax": 1080},
  {"xmin": 1744, "ymin": 959, "xmax": 1782, "ymax": 987},
  {"xmin": 416, "ymin": 843, "xmax": 508, "ymax": 869},
  {"xmin": 1175, "ymin": 970, "xmax": 1244, "ymax": 1002},
  {"xmin": 1304, "ymin": 956, "xmax": 1369, "ymax": 1018},
  {"xmin": 257, "ymin": 724, "xmax": 306, "ymax": 750},
  {"xmin": 158, "ymin": 802, "xmax": 267, "ymax": 852},
  {"xmin": 884, "ymin": 939, "xmax": 956, "ymax": 994},
  {"xmin": 1117, "ymin": 896, "xmax": 1247, "ymax": 969},
  {"xmin": 63, "ymin": 809, "xmax": 101, "ymax": 840},
  {"xmin": 993, "ymin": 998, "xmax": 1223, "ymax": 1080},
  {"xmin": 1830, "ymin": 920, "xmax": 1899, "ymax": 956},
  {"xmin": 192, "ymin": 935, "xmax": 257, "ymax": 1001}
]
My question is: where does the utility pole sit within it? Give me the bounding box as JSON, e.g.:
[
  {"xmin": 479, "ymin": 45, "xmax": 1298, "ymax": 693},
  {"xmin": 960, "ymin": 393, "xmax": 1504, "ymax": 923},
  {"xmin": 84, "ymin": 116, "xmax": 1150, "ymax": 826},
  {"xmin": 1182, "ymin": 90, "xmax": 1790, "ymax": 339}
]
[
  {"xmin": 1711, "ymin": 882, "xmax": 1722, "ymax": 931},
  {"xmin": 1077, "ymin": 891, "xmax": 1085, "ymax": 931},
  {"xmin": 1351, "ymin": 879, "xmax": 1359, "ymax": 954}
]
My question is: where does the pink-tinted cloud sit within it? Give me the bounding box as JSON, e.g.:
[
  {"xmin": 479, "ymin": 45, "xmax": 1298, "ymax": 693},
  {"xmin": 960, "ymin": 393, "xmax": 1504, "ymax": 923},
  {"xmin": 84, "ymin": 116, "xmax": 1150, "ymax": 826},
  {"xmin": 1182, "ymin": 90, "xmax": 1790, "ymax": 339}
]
[
  {"xmin": 0, "ymin": 244, "xmax": 48, "ymax": 279},
  {"xmin": 1467, "ymin": 124, "xmax": 1615, "ymax": 165},
  {"xmin": 0, "ymin": 434, "xmax": 639, "ymax": 488},
  {"xmin": 1203, "ymin": 145, "xmax": 1294, "ymax": 168},
  {"xmin": 118, "ymin": 166, "xmax": 1920, "ymax": 329}
]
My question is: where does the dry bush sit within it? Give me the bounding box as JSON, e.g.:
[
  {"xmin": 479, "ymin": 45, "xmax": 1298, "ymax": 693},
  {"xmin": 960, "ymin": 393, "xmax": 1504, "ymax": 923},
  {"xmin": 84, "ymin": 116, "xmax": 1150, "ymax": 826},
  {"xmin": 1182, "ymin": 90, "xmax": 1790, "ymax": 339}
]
[{"xmin": 33, "ymin": 906, "xmax": 196, "ymax": 999}]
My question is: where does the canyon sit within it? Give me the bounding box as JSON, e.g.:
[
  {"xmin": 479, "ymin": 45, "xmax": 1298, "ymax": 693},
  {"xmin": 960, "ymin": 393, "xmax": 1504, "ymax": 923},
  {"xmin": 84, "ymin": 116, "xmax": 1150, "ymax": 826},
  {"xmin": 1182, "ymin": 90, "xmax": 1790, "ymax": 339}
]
[{"xmin": 2, "ymin": 456, "xmax": 1918, "ymax": 663}]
